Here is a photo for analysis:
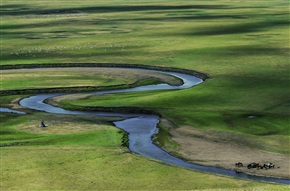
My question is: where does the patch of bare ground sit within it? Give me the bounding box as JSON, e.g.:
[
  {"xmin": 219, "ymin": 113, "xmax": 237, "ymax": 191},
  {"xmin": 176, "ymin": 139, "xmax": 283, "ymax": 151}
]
[
  {"xmin": 46, "ymin": 94, "xmax": 92, "ymax": 107},
  {"xmin": 159, "ymin": 119, "xmax": 290, "ymax": 179},
  {"xmin": 10, "ymin": 97, "xmax": 26, "ymax": 110}
]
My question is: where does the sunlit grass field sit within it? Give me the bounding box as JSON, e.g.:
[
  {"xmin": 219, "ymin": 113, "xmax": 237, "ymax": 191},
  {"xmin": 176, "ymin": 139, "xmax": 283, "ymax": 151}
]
[
  {"xmin": 1, "ymin": 113, "xmax": 288, "ymax": 191},
  {"xmin": 0, "ymin": 67, "xmax": 180, "ymax": 90},
  {"xmin": 1, "ymin": 0, "xmax": 289, "ymax": 190}
]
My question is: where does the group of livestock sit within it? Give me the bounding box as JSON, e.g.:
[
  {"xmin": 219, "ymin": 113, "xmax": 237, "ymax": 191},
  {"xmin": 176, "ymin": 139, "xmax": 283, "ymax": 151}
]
[{"xmin": 235, "ymin": 162, "xmax": 275, "ymax": 170}]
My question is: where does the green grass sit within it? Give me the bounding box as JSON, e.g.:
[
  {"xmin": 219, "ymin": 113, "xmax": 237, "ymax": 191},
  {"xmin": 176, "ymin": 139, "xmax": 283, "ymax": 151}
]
[
  {"xmin": 1, "ymin": 70, "xmax": 126, "ymax": 90},
  {"xmin": 0, "ymin": 95, "xmax": 23, "ymax": 104},
  {"xmin": 3, "ymin": 146, "xmax": 288, "ymax": 191},
  {"xmin": 1, "ymin": 113, "xmax": 288, "ymax": 191},
  {"xmin": 59, "ymin": 88, "xmax": 290, "ymax": 154},
  {"xmin": 0, "ymin": 67, "xmax": 181, "ymax": 93},
  {"xmin": 0, "ymin": 113, "xmax": 121, "ymax": 146},
  {"xmin": 1, "ymin": 0, "xmax": 290, "ymax": 190}
]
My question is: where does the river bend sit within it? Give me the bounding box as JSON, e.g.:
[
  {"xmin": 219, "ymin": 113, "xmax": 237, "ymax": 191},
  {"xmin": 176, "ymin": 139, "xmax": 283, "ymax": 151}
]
[{"xmin": 14, "ymin": 67, "xmax": 290, "ymax": 184}]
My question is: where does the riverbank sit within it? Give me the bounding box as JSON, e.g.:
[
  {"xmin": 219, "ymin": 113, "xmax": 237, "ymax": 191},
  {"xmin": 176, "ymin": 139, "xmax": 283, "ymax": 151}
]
[
  {"xmin": 4, "ymin": 66, "xmax": 288, "ymax": 182},
  {"xmin": 0, "ymin": 66, "xmax": 186, "ymax": 96},
  {"xmin": 13, "ymin": 67, "xmax": 288, "ymax": 182},
  {"xmin": 157, "ymin": 118, "xmax": 290, "ymax": 180},
  {"xmin": 8, "ymin": 94, "xmax": 290, "ymax": 180}
]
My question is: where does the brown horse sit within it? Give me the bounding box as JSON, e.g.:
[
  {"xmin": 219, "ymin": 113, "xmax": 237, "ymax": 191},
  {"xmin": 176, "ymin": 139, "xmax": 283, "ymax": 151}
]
[
  {"xmin": 235, "ymin": 162, "xmax": 243, "ymax": 167},
  {"xmin": 247, "ymin": 163, "xmax": 266, "ymax": 170},
  {"xmin": 256, "ymin": 164, "xmax": 264, "ymax": 170},
  {"xmin": 247, "ymin": 162, "xmax": 258, "ymax": 169}
]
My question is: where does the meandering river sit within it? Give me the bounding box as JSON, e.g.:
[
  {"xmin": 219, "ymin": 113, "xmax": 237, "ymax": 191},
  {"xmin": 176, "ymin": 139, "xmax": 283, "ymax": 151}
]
[{"xmin": 4, "ymin": 67, "xmax": 289, "ymax": 184}]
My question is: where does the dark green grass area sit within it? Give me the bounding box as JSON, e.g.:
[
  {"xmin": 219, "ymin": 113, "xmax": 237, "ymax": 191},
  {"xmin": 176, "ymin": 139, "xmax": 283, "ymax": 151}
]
[{"xmin": 0, "ymin": 95, "xmax": 22, "ymax": 105}]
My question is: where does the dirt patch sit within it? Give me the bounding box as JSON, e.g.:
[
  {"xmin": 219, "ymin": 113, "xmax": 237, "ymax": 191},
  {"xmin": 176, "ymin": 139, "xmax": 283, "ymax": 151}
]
[
  {"xmin": 9, "ymin": 97, "xmax": 26, "ymax": 110},
  {"xmin": 159, "ymin": 119, "xmax": 290, "ymax": 179},
  {"xmin": 47, "ymin": 94, "xmax": 92, "ymax": 107}
]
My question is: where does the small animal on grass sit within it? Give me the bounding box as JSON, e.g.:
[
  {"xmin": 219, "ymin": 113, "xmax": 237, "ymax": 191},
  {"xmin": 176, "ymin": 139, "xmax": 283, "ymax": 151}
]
[
  {"xmin": 39, "ymin": 120, "xmax": 48, "ymax": 128},
  {"xmin": 256, "ymin": 163, "xmax": 264, "ymax": 170},
  {"xmin": 235, "ymin": 162, "xmax": 243, "ymax": 167},
  {"xmin": 247, "ymin": 163, "xmax": 274, "ymax": 170},
  {"xmin": 247, "ymin": 163, "xmax": 256, "ymax": 169},
  {"xmin": 247, "ymin": 163, "xmax": 261, "ymax": 169}
]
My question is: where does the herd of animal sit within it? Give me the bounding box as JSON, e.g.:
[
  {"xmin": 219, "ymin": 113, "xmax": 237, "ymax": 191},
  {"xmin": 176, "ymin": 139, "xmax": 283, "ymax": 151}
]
[{"xmin": 235, "ymin": 162, "xmax": 276, "ymax": 170}]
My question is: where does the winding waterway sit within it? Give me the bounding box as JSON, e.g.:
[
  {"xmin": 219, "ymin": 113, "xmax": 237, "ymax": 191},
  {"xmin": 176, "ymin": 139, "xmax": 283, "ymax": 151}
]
[{"xmin": 8, "ymin": 67, "xmax": 289, "ymax": 184}]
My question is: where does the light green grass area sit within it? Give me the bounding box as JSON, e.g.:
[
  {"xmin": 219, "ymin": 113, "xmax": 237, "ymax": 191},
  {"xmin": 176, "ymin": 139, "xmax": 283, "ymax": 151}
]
[
  {"xmin": 3, "ymin": 146, "xmax": 288, "ymax": 191},
  {"xmin": 1, "ymin": 0, "xmax": 290, "ymax": 190},
  {"xmin": 0, "ymin": 67, "xmax": 181, "ymax": 91},
  {"xmin": 0, "ymin": 113, "xmax": 123, "ymax": 147},
  {"xmin": 1, "ymin": 69, "xmax": 126, "ymax": 90}
]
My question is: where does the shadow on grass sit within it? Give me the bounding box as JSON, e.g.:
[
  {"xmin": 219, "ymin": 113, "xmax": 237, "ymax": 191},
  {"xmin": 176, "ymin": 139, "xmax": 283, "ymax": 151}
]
[
  {"xmin": 184, "ymin": 20, "xmax": 289, "ymax": 36},
  {"xmin": 221, "ymin": 45, "xmax": 289, "ymax": 56},
  {"xmin": 113, "ymin": 14, "xmax": 251, "ymax": 22},
  {"xmin": 172, "ymin": 44, "xmax": 289, "ymax": 59},
  {"xmin": 1, "ymin": 17, "xmax": 108, "ymax": 30},
  {"xmin": 208, "ymin": 45, "xmax": 289, "ymax": 56},
  {"xmin": 1, "ymin": 14, "xmax": 248, "ymax": 31},
  {"xmin": 0, "ymin": 45, "xmax": 144, "ymax": 61},
  {"xmin": 2, "ymin": 12, "xmax": 287, "ymax": 35},
  {"xmin": 1, "ymin": 4, "xmax": 231, "ymax": 16},
  {"xmin": 0, "ymin": 4, "xmax": 26, "ymax": 9}
]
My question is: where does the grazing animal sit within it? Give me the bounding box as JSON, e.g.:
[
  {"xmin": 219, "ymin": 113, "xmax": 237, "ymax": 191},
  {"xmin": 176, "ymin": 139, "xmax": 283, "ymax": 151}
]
[
  {"xmin": 263, "ymin": 163, "xmax": 275, "ymax": 169},
  {"xmin": 247, "ymin": 163, "xmax": 259, "ymax": 169},
  {"xmin": 247, "ymin": 163, "xmax": 254, "ymax": 169},
  {"xmin": 39, "ymin": 120, "xmax": 48, "ymax": 128},
  {"xmin": 235, "ymin": 162, "xmax": 243, "ymax": 167},
  {"xmin": 256, "ymin": 164, "xmax": 264, "ymax": 170}
]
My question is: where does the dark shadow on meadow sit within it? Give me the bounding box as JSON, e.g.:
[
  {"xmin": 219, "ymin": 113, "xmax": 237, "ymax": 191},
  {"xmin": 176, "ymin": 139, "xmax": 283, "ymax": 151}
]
[
  {"xmin": 220, "ymin": 45, "xmax": 289, "ymax": 56},
  {"xmin": 1, "ymin": 15, "xmax": 112, "ymax": 30},
  {"xmin": 170, "ymin": 44, "xmax": 289, "ymax": 63},
  {"xmin": 0, "ymin": 13, "xmax": 251, "ymax": 31},
  {"xmin": 183, "ymin": 20, "xmax": 289, "ymax": 36},
  {"xmin": 0, "ymin": 45, "xmax": 143, "ymax": 61},
  {"xmin": 201, "ymin": 45, "xmax": 288, "ymax": 56},
  {"xmin": 1, "ymin": 4, "xmax": 231, "ymax": 16}
]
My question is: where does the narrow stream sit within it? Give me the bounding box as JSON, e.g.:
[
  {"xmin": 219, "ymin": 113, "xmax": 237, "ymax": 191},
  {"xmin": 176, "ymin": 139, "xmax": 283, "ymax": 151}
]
[
  {"xmin": 10, "ymin": 67, "xmax": 289, "ymax": 184},
  {"xmin": 0, "ymin": 107, "xmax": 26, "ymax": 114}
]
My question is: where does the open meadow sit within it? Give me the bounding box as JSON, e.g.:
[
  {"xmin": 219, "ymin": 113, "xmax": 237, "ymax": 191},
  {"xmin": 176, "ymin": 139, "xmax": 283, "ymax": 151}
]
[{"xmin": 1, "ymin": 0, "xmax": 289, "ymax": 190}]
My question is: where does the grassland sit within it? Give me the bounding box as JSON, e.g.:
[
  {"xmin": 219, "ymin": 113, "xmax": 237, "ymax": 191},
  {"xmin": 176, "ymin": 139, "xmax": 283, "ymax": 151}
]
[
  {"xmin": 1, "ymin": 0, "xmax": 289, "ymax": 190},
  {"xmin": 1, "ymin": 113, "xmax": 289, "ymax": 191},
  {"xmin": 0, "ymin": 67, "xmax": 181, "ymax": 92}
]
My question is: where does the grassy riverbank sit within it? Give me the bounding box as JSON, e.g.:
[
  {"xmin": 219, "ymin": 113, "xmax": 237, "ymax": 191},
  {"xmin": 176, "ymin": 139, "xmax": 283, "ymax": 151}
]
[
  {"xmin": 0, "ymin": 67, "xmax": 181, "ymax": 96},
  {"xmin": 1, "ymin": 0, "xmax": 289, "ymax": 190},
  {"xmin": 1, "ymin": 113, "xmax": 288, "ymax": 190},
  {"xmin": 58, "ymin": 88, "xmax": 290, "ymax": 155}
]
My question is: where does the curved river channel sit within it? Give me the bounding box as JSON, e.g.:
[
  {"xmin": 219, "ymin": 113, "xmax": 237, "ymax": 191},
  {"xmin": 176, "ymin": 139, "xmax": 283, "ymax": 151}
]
[{"xmin": 16, "ymin": 67, "xmax": 289, "ymax": 184}]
